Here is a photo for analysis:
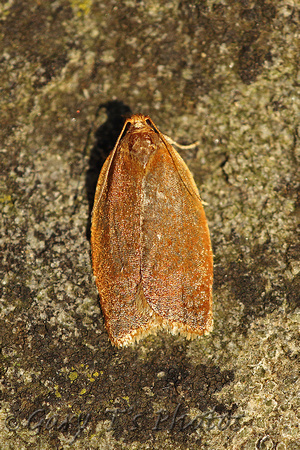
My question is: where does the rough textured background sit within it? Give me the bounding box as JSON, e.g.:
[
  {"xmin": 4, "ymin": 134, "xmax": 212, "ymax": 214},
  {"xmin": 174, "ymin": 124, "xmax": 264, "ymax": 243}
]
[{"xmin": 0, "ymin": 0, "xmax": 299, "ymax": 449}]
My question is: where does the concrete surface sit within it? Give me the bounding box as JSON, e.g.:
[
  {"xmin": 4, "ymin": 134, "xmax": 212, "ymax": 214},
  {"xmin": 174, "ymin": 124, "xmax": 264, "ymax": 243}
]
[{"xmin": 0, "ymin": 0, "xmax": 299, "ymax": 449}]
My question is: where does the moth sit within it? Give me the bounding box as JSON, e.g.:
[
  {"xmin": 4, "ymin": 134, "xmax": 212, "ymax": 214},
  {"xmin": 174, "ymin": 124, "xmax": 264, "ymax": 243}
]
[{"xmin": 91, "ymin": 114, "xmax": 213, "ymax": 347}]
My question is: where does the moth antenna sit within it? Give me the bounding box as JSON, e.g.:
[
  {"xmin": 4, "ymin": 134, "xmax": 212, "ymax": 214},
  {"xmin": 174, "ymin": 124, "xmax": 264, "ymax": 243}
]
[{"xmin": 163, "ymin": 134, "xmax": 200, "ymax": 150}]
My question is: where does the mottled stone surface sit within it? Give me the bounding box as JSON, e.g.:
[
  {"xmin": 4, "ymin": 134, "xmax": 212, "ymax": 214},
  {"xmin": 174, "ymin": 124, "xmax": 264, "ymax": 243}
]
[{"xmin": 0, "ymin": 1, "xmax": 299, "ymax": 449}]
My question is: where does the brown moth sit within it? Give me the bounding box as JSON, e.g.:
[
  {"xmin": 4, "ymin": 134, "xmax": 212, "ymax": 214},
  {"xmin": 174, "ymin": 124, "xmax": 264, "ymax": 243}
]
[{"xmin": 91, "ymin": 114, "xmax": 213, "ymax": 347}]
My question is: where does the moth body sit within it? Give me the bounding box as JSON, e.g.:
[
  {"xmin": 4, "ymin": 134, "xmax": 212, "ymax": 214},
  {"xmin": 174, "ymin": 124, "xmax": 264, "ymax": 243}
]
[{"xmin": 91, "ymin": 114, "xmax": 213, "ymax": 347}]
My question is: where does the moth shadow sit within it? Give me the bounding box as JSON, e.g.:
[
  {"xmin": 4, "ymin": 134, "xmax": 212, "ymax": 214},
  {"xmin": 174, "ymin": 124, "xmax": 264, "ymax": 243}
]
[{"xmin": 85, "ymin": 100, "xmax": 132, "ymax": 240}]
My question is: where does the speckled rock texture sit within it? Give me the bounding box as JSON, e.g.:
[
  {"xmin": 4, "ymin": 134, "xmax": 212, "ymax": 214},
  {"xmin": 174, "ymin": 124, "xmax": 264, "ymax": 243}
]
[{"xmin": 0, "ymin": 1, "xmax": 299, "ymax": 449}]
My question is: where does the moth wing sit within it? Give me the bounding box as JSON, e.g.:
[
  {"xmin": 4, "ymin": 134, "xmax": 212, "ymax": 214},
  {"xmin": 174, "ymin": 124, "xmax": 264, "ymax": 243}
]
[
  {"xmin": 141, "ymin": 141, "xmax": 213, "ymax": 336},
  {"xmin": 91, "ymin": 141, "xmax": 156, "ymax": 346}
]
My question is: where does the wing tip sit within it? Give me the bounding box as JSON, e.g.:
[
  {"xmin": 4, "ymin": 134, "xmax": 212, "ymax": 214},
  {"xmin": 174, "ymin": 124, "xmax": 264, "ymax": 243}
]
[{"xmin": 108, "ymin": 314, "xmax": 213, "ymax": 347}]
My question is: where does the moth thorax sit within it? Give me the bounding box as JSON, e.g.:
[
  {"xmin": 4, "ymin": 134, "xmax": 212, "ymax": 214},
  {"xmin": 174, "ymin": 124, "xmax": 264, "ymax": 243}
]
[{"xmin": 129, "ymin": 132, "xmax": 161, "ymax": 167}]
